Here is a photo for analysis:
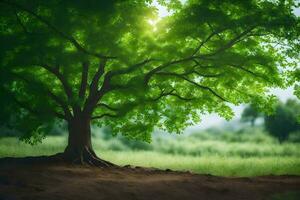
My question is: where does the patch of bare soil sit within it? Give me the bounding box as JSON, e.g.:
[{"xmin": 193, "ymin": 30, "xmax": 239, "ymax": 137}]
[{"xmin": 0, "ymin": 159, "xmax": 299, "ymax": 200}]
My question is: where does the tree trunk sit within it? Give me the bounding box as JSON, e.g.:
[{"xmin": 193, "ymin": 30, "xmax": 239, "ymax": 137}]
[
  {"xmin": 251, "ymin": 118, "xmax": 255, "ymax": 127},
  {"xmin": 63, "ymin": 115, "xmax": 115, "ymax": 167}
]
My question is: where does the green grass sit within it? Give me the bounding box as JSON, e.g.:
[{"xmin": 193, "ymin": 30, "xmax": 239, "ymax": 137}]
[
  {"xmin": 0, "ymin": 136, "xmax": 66, "ymax": 157},
  {"xmin": 0, "ymin": 133, "xmax": 299, "ymax": 177},
  {"xmin": 99, "ymin": 151, "xmax": 300, "ymax": 177}
]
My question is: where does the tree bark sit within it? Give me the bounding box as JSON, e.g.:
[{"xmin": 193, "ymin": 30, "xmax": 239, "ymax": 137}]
[{"xmin": 63, "ymin": 115, "xmax": 115, "ymax": 167}]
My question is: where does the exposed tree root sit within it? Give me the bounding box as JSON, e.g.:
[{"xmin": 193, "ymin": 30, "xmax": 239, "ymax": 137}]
[
  {"xmin": 0, "ymin": 148, "xmax": 117, "ymax": 168},
  {"xmin": 63, "ymin": 146, "xmax": 117, "ymax": 168}
]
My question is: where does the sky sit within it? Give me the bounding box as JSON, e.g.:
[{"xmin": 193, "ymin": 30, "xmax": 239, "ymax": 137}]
[
  {"xmin": 191, "ymin": 87, "xmax": 296, "ymax": 130},
  {"xmin": 151, "ymin": 1, "xmax": 299, "ymax": 130}
]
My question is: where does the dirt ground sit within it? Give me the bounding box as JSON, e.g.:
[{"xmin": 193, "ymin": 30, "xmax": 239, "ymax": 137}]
[{"xmin": 0, "ymin": 162, "xmax": 300, "ymax": 200}]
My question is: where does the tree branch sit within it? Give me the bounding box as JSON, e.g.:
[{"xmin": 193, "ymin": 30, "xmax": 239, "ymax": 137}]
[
  {"xmin": 91, "ymin": 113, "xmax": 119, "ymax": 120},
  {"xmin": 150, "ymin": 88, "xmax": 194, "ymax": 101},
  {"xmin": 155, "ymin": 72, "xmax": 227, "ymax": 102},
  {"xmin": 207, "ymin": 22, "xmax": 224, "ymax": 41},
  {"xmin": 0, "ymin": 0, "xmax": 115, "ymax": 59},
  {"xmin": 109, "ymin": 59, "xmax": 154, "ymax": 77},
  {"xmin": 40, "ymin": 64, "xmax": 74, "ymax": 102},
  {"xmin": 150, "ymin": 88, "xmax": 174, "ymax": 101},
  {"xmin": 144, "ymin": 56, "xmax": 197, "ymax": 85},
  {"xmin": 4, "ymin": 86, "xmax": 67, "ymax": 120},
  {"xmin": 10, "ymin": 72, "xmax": 72, "ymax": 120},
  {"xmin": 228, "ymin": 64, "xmax": 272, "ymax": 83},
  {"xmin": 192, "ymin": 26, "xmax": 227, "ymax": 56},
  {"xmin": 47, "ymin": 91, "xmax": 72, "ymax": 120},
  {"xmin": 193, "ymin": 71, "xmax": 223, "ymax": 78},
  {"xmin": 96, "ymin": 103, "xmax": 118, "ymax": 111},
  {"xmin": 91, "ymin": 87, "xmax": 194, "ymax": 121},
  {"xmin": 79, "ymin": 62, "xmax": 89, "ymax": 99},
  {"xmin": 144, "ymin": 27, "xmax": 256, "ymax": 85},
  {"xmin": 200, "ymin": 26, "xmax": 256, "ymax": 57},
  {"xmin": 85, "ymin": 59, "xmax": 155, "ymax": 113},
  {"xmin": 169, "ymin": 92, "xmax": 194, "ymax": 101},
  {"xmin": 180, "ymin": 67, "xmax": 224, "ymax": 78},
  {"xmin": 89, "ymin": 59, "xmax": 107, "ymax": 96}
]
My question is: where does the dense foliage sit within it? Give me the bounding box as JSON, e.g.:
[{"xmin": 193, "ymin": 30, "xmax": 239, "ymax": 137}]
[
  {"xmin": 265, "ymin": 99, "xmax": 300, "ymax": 142},
  {"xmin": 0, "ymin": 0, "xmax": 299, "ymax": 143}
]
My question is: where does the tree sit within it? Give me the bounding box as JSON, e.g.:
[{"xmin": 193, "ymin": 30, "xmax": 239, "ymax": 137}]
[
  {"xmin": 291, "ymin": 69, "xmax": 300, "ymax": 121},
  {"xmin": 0, "ymin": 0, "xmax": 299, "ymax": 166},
  {"xmin": 241, "ymin": 104, "xmax": 262, "ymax": 126},
  {"xmin": 265, "ymin": 99, "xmax": 300, "ymax": 142}
]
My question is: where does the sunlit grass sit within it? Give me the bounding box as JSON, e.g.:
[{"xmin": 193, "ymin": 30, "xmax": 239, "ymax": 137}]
[
  {"xmin": 100, "ymin": 151, "xmax": 300, "ymax": 177},
  {"xmin": 0, "ymin": 135, "xmax": 299, "ymax": 177},
  {"xmin": 0, "ymin": 136, "xmax": 66, "ymax": 157}
]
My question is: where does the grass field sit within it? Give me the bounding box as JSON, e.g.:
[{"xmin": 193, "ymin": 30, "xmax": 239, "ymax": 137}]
[{"xmin": 1, "ymin": 129, "xmax": 299, "ymax": 177}]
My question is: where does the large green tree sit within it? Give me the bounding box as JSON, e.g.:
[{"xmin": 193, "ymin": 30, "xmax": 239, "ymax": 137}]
[
  {"xmin": 265, "ymin": 99, "xmax": 300, "ymax": 142},
  {"xmin": 0, "ymin": 0, "xmax": 299, "ymax": 165}
]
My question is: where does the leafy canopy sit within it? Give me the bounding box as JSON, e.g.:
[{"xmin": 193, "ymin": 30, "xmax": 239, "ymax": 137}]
[{"xmin": 0, "ymin": 0, "xmax": 299, "ymax": 143}]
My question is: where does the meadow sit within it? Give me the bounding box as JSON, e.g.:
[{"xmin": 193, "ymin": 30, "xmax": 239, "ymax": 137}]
[{"xmin": 0, "ymin": 127, "xmax": 299, "ymax": 177}]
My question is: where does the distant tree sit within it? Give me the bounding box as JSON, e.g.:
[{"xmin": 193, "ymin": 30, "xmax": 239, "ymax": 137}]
[
  {"xmin": 264, "ymin": 99, "xmax": 300, "ymax": 142},
  {"xmin": 0, "ymin": 0, "xmax": 299, "ymax": 165},
  {"xmin": 292, "ymin": 69, "xmax": 300, "ymax": 121},
  {"xmin": 241, "ymin": 105, "xmax": 262, "ymax": 126}
]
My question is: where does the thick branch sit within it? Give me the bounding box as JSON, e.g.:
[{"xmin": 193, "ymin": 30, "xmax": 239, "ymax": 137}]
[
  {"xmin": 89, "ymin": 59, "xmax": 107, "ymax": 96},
  {"xmin": 47, "ymin": 91, "xmax": 72, "ymax": 120},
  {"xmin": 83, "ymin": 59, "xmax": 153, "ymax": 114},
  {"xmin": 79, "ymin": 62, "xmax": 89, "ymax": 99},
  {"xmin": 41, "ymin": 64, "xmax": 73, "ymax": 102},
  {"xmin": 82, "ymin": 59, "xmax": 109, "ymax": 115}
]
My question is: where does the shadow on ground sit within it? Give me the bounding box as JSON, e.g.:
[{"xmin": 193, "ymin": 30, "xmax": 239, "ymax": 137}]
[{"xmin": 0, "ymin": 157, "xmax": 299, "ymax": 200}]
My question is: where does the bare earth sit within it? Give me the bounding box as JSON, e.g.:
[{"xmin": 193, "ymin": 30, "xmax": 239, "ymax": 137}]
[{"xmin": 0, "ymin": 163, "xmax": 300, "ymax": 200}]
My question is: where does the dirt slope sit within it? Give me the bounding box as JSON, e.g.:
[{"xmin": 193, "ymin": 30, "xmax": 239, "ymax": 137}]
[{"xmin": 0, "ymin": 163, "xmax": 299, "ymax": 200}]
